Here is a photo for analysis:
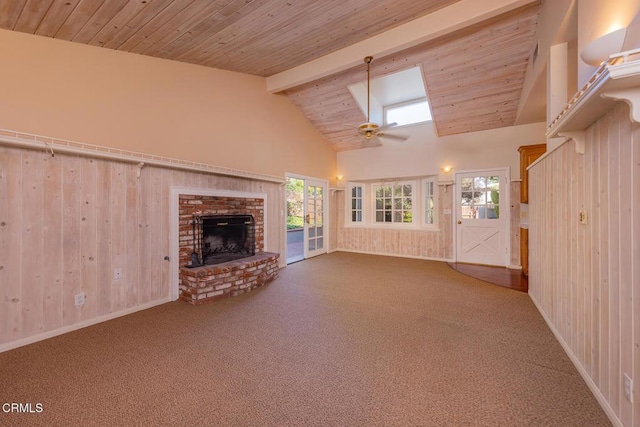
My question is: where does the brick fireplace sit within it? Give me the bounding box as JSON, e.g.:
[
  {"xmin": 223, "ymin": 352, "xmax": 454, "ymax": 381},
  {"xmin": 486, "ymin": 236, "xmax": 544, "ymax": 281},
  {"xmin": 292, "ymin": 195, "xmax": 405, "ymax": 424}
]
[{"xmin": 177, "ymin": 193, "xmax": 279, "ymax": 305}]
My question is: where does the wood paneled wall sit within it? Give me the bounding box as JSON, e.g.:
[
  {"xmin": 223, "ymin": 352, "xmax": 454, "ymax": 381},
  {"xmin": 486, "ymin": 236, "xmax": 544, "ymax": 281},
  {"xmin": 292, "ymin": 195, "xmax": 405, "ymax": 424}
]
[
  {"xmin": 335, "ymin": 186, "xmax": 454, "ymax": 260},
  {"xmin": 0, "ymin": 146, "xmax": 285, "ymax": 348},
  {"xmin": 528, "ymin": 103, "xmax": 639, "ymax": 426}
]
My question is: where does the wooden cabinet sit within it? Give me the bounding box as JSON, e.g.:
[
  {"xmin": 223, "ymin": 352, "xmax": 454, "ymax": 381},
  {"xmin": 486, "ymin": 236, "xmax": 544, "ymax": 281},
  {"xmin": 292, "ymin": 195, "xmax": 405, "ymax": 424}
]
[
  {"xmin": 519, "ymin": 144, "xmax": 546, "ymax": 204},
  {"xmin": 518, "ymin": 144, "xmax": 546, "ymax": 276}
]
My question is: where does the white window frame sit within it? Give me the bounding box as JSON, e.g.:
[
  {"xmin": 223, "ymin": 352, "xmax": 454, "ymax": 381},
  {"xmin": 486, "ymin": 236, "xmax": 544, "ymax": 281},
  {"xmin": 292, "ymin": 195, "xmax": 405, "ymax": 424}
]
[
  {"xmin": 371, "ymin": 180, "xmax": 417, "ymax": 227},
  {"xmin": 345, "ymin": 182, "xmax": 367, "ymax": 227},
  {"xmin": 422, "ymin": 177, "xmax": 438, "ymax": 229}
]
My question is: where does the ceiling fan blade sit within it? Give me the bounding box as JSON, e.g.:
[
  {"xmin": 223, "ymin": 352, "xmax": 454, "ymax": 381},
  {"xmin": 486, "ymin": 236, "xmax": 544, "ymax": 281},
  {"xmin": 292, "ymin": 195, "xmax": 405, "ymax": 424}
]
[
  {"xmin": 378, "ymin": 122, "xmax": 398, "ymax": 131},
  {"xmin": 379, "ymin": 132, "xmax": 409, "ymax": 141}
]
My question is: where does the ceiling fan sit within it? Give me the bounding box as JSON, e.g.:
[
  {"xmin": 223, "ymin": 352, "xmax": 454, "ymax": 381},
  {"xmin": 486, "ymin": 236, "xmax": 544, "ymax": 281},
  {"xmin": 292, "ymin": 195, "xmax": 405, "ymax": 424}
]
[{"xmin": 356, "ymin": 56, "xmax": 409, "ymax": 145}]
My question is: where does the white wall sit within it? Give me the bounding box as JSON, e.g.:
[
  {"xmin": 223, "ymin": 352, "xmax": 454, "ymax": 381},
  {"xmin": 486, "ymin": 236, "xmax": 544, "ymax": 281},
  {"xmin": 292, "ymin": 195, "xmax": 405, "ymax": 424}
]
[
  {"xmin": 577, "ymin": 0, "xmax": 640, "ymax": 87},
  {"xmin": 337, "ymin": 121, "xmax": 546, "ymax": 181},
  {"xmin": 0, "ymin": 29, "xmax": 336, "ymax": 180}
]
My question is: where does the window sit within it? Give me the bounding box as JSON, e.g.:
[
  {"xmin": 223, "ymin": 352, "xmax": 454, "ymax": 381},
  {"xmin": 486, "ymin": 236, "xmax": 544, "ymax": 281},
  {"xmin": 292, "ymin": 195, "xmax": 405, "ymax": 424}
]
[
  {"xmin": 384, "ymin": 98, "xmax": 432, "ymax": 127},
  {"xmin": 460, "ymin": 176, "xmax": 500, "ymax": 219},
  {"xmin": 373, "ymin": 183, "xmax": 413, "ymax": 224},
  {"xmin": 349, "ymin": 184, "xmax": 364, "ymax": 223},
  {"xmin": 423, "ymin": 177, "xmax": 437, "ymax": 226}
]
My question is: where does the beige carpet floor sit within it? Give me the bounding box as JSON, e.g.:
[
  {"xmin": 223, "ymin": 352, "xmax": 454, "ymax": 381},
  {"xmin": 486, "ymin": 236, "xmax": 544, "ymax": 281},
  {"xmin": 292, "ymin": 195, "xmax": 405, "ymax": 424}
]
[{"xmin": 0, "ymin": 252, "xmax": 610, "ymax": 426}]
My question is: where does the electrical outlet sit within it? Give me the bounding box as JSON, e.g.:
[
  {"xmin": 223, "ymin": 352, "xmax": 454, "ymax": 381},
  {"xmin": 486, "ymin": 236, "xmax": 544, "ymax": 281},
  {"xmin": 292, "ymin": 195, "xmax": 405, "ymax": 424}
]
[
  {"xmin": 113, "ymin": 268, "xmax": 123, "ymax": 280},
  {"xmin": 624, "ymin": 373, "xmax": 633, "ymax": 402},
  {"xmin": 579, "ymin": 210, "xmax": 588, "ymax": 225},
  {"xmin": 74, "ymin": 293, "xmax": 86, "ymax": 307}
]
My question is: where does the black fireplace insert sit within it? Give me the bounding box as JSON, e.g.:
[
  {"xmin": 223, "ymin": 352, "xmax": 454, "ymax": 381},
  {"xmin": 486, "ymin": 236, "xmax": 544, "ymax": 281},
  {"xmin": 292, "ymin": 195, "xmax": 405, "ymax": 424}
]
[{"xmin": 193, "ymin": 214, "xmax": 256, "ymax": 266}]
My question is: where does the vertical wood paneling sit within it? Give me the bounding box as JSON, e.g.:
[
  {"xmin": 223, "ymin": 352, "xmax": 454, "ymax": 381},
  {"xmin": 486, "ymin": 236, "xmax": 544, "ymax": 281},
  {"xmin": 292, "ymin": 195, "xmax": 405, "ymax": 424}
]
[
  {"xmin": 95, "ymin": 160, "xmax": 112, "ymax": 316},
  {"xmin": 590, "ymin": 120, "xmax": 601, "ymax": 386},
  {"xmin": 42, "ymin": 154, "xmax": 63, "ymax": 332},
  {"xmin": 137, "ymin": 164, "xmax": 152, "ymax": 305},
  {"xmin": 110, "ymin": 162, "xmax": 127, "ymax": 312},
  {"xmin": 608, "ymin": 111, "xmax": 621, "ymax": 412},
  {"xmin": 80, "ymin": 158, "xmax": 98, "ymax": 320},
  {"xmin": 21, "ymin": 150, "xmax": 44, "ymax": 336},
  {"xmin": 529, "ymin": 103, "xmax": 638, "ymax": 426},
  {"xmin": 62, "ymin": 155, "xmax": 82, "ymax": 326},
  {"xmin": 148, "ymin": 167, "xmax": 163, "ymax": 301},
  {"xmin": 125, "ymin": 164, "xmax": 139, "ymax": 307},
  {"xmin": 618, "ymin": 104, "xmax": 634, "ymax": 426},
  {"xmin": 599, "ymin": 112, "xmax": 611, "ymax": 400},
  {"xmin": 632, "ymin": 117, "xmax": 640, "ymax": 427},
  {"xmin": 0, "ymin": 145, "xmax": 287, "ymax": 350},
  {"xmin": 159, "ymin": 168, "xmax": 171, "ymax": 297},
  {"xmin": 575, "ymin": 145, "xmax": 584, "ymax": 363},
  {"xmin": 0, "ymin": 147, "xmax": 23, "ymax": 341}
]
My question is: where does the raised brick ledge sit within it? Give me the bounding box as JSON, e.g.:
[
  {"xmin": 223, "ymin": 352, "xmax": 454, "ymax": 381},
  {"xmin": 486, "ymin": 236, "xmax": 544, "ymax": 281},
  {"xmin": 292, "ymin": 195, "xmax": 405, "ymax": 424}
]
[{"xmin": 179, "ymin": 252, "xmax": 280, "ymax": 305}]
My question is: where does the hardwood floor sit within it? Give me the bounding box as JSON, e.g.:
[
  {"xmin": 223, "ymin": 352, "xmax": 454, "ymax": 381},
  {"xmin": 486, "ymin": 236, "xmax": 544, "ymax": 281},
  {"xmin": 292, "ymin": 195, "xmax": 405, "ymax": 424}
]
[{"xmin": 447, "ymin": 263, "xmax": 528, "ymax": 293}]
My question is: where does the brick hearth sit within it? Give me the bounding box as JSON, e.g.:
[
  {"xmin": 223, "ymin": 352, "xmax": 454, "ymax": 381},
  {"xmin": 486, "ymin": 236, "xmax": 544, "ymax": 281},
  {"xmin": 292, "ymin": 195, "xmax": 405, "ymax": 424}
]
[{"xmin": 180, "ymin": 253, "xmax": 280, "ymax": 305}]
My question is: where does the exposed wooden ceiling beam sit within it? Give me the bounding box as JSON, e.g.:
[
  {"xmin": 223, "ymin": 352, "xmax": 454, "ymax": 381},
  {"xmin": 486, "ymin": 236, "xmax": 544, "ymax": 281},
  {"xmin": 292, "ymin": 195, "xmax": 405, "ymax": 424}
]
[{"xmin": 266, "ymin": 0, "xmax": 538, "ymax": 93}]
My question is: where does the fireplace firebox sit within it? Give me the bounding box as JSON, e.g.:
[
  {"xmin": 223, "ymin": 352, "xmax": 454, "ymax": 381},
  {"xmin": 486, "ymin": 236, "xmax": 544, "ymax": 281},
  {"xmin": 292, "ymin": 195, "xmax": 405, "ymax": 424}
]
[{"xmin": 192, "ymin": 214, "xmax": 256, "ymax": 266}]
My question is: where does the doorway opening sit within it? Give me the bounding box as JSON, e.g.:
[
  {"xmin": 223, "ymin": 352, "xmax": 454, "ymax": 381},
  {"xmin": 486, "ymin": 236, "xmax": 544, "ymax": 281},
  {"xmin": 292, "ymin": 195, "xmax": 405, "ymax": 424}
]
[
  {"xmin": 285, "ymin": 175, "xmax": 328, "ymax": 264},
  {"xmin": 455, "ymin": 168, "xmax": 509, "ymax": 267},
  {"xmin": 286, "ymin": 177, "xmax": 305, "ymax": 264}
]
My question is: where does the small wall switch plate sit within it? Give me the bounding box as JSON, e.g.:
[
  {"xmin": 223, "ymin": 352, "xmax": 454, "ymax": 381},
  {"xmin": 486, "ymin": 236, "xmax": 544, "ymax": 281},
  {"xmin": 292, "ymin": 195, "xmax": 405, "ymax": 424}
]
[
  {"xmin": 579, "ymin": 210, "xmax": 588, "ymax": 225},
  {"xmin": 624, "ymin": 373, "xmax": 633, "ymax": 402},
  {"xmin": 74, "ymin": 293, "xmax": 86, "ymax": 307},
  {"xmin": 113, "ymin": 268, "xmax": 123, "ymax": 280}
]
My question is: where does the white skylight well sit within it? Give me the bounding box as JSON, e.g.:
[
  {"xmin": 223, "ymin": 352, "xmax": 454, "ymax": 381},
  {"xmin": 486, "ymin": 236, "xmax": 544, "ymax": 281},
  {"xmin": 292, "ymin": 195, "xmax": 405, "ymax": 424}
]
[{"xmin": 348, "ymin": 65, "xmax": 432, "ymax": 128}]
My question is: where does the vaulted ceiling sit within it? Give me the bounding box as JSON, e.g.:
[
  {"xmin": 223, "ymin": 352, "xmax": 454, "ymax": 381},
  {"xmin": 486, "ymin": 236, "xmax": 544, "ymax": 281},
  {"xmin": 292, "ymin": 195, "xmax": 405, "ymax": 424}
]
[{"xmin": 0, "ymin": 0, "xmax": 542, "ymax": 151}]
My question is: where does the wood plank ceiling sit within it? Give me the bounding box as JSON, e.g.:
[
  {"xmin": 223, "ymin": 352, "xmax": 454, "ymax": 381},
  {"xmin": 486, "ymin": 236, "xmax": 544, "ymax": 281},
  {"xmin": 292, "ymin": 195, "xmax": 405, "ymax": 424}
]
[
  {"xmin": 0, "ymin": 0, "xmax": 460, "ymax": 76},
  {"xmin": 0, "ymin": 0, "xmax": 540, "ymax": 151},
  {"xmin": 285, "ymin": 4, "xmax": 541, "ymax": 150}
]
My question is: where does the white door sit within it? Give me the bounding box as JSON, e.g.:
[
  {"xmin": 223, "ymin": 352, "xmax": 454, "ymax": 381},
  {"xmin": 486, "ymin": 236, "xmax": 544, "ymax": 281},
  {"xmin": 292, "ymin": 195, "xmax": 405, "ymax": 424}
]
[
  {"xmin": 304, "ymin": 180, "xmax": 327, "ymax": 259},
  {"xmin": 455, "ymin": 169, "xmax": 509, "ymax": 266}
]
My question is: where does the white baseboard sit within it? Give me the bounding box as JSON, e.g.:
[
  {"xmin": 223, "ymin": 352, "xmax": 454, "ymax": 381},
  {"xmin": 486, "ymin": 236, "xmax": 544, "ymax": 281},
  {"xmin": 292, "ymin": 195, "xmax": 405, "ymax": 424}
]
[
  {"xmin": 528, "ymin": 294, "xmax": 622, "ymax": 427},
  {"xmin": 508, "ymin": 264, "xmax": 523, "ymax": 270},
  {"xmin": 0, "ymin": 297, "xmax": 171, "ymax": 354},
  {"xmin": 335, "ymin": 249, "xmax": 454, "ymax": 263}
]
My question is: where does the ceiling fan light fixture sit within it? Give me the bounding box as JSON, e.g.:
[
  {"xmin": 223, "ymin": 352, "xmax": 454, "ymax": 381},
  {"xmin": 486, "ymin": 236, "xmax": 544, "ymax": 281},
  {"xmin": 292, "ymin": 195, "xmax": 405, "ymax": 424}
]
[{"xmin": 350, "ymin": 55, "xmax": 408, "ymax": 146}]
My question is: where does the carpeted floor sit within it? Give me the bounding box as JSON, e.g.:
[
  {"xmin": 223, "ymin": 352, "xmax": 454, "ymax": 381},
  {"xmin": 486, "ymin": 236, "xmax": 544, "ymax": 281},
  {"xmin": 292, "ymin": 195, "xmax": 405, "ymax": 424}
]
[{"xmin": 0, "ymin": 252, "xmax": 610, "ymax": 426}]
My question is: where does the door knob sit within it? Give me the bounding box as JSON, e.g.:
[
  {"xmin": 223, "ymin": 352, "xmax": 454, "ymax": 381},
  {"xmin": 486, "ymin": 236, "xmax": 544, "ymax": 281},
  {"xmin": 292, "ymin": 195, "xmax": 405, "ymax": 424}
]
[{"xmin": 457, "ymin": 220, "xmax": 462, "ymax": 224}]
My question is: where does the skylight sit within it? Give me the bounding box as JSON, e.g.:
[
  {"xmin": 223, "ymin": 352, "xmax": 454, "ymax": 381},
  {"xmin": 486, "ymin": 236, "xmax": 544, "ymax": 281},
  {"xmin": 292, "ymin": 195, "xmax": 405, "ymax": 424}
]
[
  {"xmin": 385, "ymin": 99, "xmax": 432, "ymax": 126},
  {"xmin": 348, "ymin": 65, "xmax": 432, "ymax": 127}
]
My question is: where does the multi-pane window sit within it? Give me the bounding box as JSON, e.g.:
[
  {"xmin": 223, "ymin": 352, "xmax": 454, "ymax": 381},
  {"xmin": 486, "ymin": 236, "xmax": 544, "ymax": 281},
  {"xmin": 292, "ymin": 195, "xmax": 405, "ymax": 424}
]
[
  {"xmin": 374, "ymin": 183, "xmax": 413, "ymax": 223},
  {"xmin": 350, "ymin": 184, "xmax": 363, "ymax": 223},
  {"xmin": 460, "ymin": 176, "xmax": 500, "ymax": 219},
  {"xmin": 424, "ymin": 178, "xmax": 436, "ymax": 226}
]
